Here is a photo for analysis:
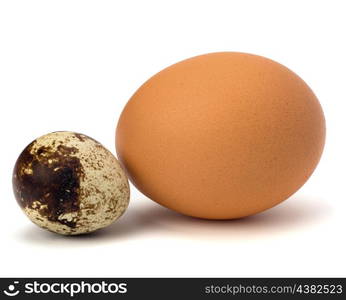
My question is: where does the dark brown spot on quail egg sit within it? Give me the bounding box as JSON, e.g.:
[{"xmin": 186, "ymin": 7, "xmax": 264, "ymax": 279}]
[{"xmin": 12, "ymin": 131, "xmax": 130, "ymax": 235}]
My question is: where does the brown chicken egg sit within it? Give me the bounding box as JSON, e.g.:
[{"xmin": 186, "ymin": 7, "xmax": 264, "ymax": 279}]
[
  {"xmin": 116, "ymin": 52, "xmax": 326, "ymax": 220},
  {"xmin": 13, "ymin": 131, "xmax": 130, "ymax": 235}
]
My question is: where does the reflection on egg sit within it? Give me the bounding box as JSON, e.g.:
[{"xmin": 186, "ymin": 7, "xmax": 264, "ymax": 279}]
[
  {"xmin": 116, "ymin": 52, "xmax": 325, "ymax": 219},
  {"xmin": 13, "ymin": 131, "xmax": 130, "ymax": 235}
]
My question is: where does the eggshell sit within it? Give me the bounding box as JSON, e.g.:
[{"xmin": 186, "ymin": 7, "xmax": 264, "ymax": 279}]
[
  {"xmin": 116, "ymin": 52, "xmax": 325, "ymax": 219},
  {"xmin": 13, "ymin": 131, "xmax": 130, "ymax": 235}
]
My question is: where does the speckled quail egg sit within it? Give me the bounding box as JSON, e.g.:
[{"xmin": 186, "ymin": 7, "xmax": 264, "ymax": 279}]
[{"xmin": 13, "ymin": 131, "xmax": 130, "ymax": 235}]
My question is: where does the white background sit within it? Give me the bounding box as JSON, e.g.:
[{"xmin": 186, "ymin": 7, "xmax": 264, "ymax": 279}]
[{"xmin": 0, "ymin": 0, "xmax": 345, "ymax": 277}]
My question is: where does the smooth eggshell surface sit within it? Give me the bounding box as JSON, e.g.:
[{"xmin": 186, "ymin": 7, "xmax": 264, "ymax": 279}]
[{"xmin": 116, "ymin": 52, "xmax": 325, "ymax": 219}]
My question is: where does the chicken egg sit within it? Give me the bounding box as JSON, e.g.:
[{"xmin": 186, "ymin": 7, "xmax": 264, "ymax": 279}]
[{"xmin": 116, "ymin": 52, "xmax": 325, "ymax": 219}]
